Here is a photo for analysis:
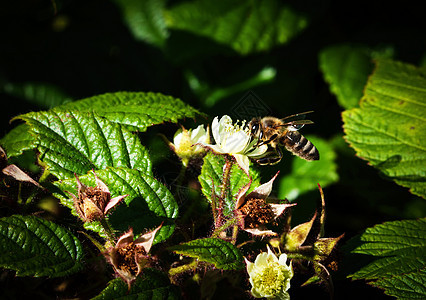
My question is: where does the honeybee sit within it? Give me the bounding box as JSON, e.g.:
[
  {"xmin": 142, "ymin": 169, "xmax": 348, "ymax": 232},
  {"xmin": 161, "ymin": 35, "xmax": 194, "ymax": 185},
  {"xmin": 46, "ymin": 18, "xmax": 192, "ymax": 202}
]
[{"xmin": 248, "ymin": 111, "xmax": 319, "ymax": 165}]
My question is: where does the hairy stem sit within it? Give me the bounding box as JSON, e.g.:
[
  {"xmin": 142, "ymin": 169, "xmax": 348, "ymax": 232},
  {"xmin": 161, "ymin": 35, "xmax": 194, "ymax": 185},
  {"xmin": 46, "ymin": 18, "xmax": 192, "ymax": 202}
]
[{"xmin": 100, "ymin": 218, "xmax": 116, "ymax": 244}]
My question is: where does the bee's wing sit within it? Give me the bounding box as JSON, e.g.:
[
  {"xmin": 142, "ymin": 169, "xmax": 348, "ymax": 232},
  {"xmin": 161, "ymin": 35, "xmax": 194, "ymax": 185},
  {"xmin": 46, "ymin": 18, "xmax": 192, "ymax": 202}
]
[
  {"xmin": 281, "ymin": 111, "xmax": 314, "ymax": 122},
  {"xmin": 280, "ymin": 111, "xmax": 315, "ymax": 130}
]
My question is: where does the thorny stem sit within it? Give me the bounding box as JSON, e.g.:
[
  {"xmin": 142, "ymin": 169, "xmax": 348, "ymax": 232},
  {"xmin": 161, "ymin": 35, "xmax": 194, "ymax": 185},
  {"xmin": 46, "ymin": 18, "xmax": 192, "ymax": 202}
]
[
  {"xmin": 100, "ymin": 218, "xmax": 116, "ymax": 244},
  {"xmin": 219, "ymin": 158, "xmax": 233, "ymax": 201},
  {"xmin": 214, "ymin": 158, "xmax": 233, "ymax": 232},
  {"xmin": 168, "ymin": 259, "xmax": 198, "ymax": 285},
  {"xmin": 211, "ymin": 217, "xmax": 238, "ymax": 238},
  {"xmin": 231, "ymin": 224, "xmax": 239, "ymax": 245}
]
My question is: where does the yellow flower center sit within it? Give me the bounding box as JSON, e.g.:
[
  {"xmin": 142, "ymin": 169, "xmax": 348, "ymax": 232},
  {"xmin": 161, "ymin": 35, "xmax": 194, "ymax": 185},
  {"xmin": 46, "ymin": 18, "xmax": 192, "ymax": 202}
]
[{"xmin": 251, "ymin": 261, "xmax": 292, "ymax": 297}]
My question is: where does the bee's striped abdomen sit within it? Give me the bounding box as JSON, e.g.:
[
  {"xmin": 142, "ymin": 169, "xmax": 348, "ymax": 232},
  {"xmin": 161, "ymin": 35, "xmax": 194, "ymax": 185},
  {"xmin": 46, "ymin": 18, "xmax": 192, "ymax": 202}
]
[{"xmin": 281, "ymin": 131, "xmax": 319, "ymax": 161}]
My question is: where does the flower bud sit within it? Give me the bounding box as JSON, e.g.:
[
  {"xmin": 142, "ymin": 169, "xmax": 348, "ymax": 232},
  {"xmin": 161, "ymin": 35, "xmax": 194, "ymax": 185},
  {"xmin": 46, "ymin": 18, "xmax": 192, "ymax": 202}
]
[{"xmin": 169, "ymin": 125, "xmax": 210, "ymax": 166}]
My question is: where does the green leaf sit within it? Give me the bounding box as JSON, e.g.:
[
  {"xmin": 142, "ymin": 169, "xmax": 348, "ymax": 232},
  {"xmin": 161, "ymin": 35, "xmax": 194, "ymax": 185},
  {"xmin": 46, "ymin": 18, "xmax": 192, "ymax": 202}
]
[
  {"xmin": 54, "ymin": 167, "xmax": 178, "ymax": 244},
  {"xmin": 93, "ymin": 268, "xmax": 179, "ymax": 300},
  {"xmin": 165, "ymin": 0, "xmax": 308, "ymax": 55},
  {"xmin": 170, "ymin": 238, "xmax": 244, "ymax": 270},
  {"xmin": 342, "ymin": 59, "xmax": 426, "ymax": 198},
  {"xmin": 346, "ymin": 218, "xmax": 426, "ymax": 299},
  {"xmin": 0, "ymin": 124, "xmax": 36, "ymax": 158},
  {"xmin": 56, "ymin": 91, "xmax": 203, "ymax": 132},
  {"xmin": 319, "ymin": 45, "xmax": 374, "ymax": 109},
  {"xmin": 18, "ymin": 110, "xmax": 151, "ymax": 179},
  {"xmin": 319, "ymin": 44, "xmax": 394, "ymax": 109},
  {"xmin": 278, "ymin": 136, "xmax": 338, "ymax": 201},
  {"xmin": 112, "ymin": 0, "xmax": 169, "ymax": 47},
  {"xmin": 3, "ymin": 82, "xmax": 72, "ymax": 109},
  {"xmin": 0, "ymin": 215, "xmax": 83, "ymax": 277},
  {"xmin": 198, "ymin": 152, "xmax": 261, "ymax": 215}
]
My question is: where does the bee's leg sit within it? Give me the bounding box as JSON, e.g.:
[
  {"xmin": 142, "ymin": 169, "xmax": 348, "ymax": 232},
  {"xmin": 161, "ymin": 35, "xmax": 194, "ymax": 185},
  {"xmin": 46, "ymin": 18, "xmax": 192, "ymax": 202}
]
[
  {"xmin": 257, "ymin": 134, "xmax": 278, "ymax": 147},
  {"xmin": 255, "ymin": 147, "xmax": 283, "ymax": 165}
]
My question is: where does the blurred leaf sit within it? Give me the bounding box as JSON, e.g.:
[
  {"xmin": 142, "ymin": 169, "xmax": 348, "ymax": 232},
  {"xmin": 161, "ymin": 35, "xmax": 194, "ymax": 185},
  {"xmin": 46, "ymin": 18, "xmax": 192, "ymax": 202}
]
[
  {"xmin": 93, "ymin": 268, "xmax": 179, "ymax": 300},
  {"xmin": 346, "ymin": 218, "xmax": 426, "ymax": 299},
  {"xmin": 0, "ymin": 215, "xmax": 83, "ymax": 277},
  {"xmin": 278, "ymin": 136, "xmax": 338, "ymax": 201},
  {"xmin": 170, "ymin": 238, "xmax": 244, "ymax": 270},
  {"xmin": 319, "ymin": 45, "xmax": 374, "ymax": 109},
  {"xmin": 187, "ymin": 66, "xmax": 277, "ymax": 107},
  {"xmin": 18, "ymin": 110, "xmax": 151, "ymax": 179},
  {"xmin": 112, "ymin": 0, "xmax": 169, "ymax": 47},
  {"xmin": 3, "ymin": 82, "xmax": 72, "ymax": 109},
  {"xmin": 199, "ymin": 152, "xmax": 261, "ymax": 215},
  {"xmin": 0, "ymin": 124, "xmax": 35, "ymax": 158},
  {"xmin": 56, "ymin": 91, "xmax": 204, "ymax": 132},
  {"xmin": 54, "ymin": 167, "xmax": 178, "ymax": 244},
  {"xmin": 342, "ymin": 59, "xmax": 426, "ymax": 198},
  {"xmin": 165, "ymin": 0, "xmax": 308, "ymax": 55}
]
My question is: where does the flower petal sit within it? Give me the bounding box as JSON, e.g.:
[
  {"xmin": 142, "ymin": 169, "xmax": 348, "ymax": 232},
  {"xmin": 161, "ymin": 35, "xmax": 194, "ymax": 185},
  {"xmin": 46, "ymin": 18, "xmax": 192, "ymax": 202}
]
[
  {"xmin": 173, "ymin": 128, "xmax": 184, "ymax": 146},
  {"xmin": 278, "ymin": 253, "xmax": 288, "ymax": 266},
  {"xmin": 104, "ymin": 194, "xmax": 128, "ymax": 214},
  {"xmin": 233, "ymin": 154, "xmax": 250, "ymax": 174},
  {"xmin": 269, "ymin": 203, "xmax": 296, "ymax": 220},
  {"xmin": 246, "ymin": 144, "xmax": 268, "ymax": 157},
  {"xmin": 254, "ymin": 252, "xmax": 269, "ymax": 268},
  {"xmin": 245, "ymin": 227, "xmax": 278, "ymax": 236},
  {"xmin": 211, "ymin": 116, "xmax": 221, "ymax": 145},
  {"xmin": 116, "ymin": 229, "xmax": 135, "ymax": 248},
  {"xmin": 235, "ymin": 180, "xmax": 252, "ymax": 209},
  {"xmin": 223, "ymin": 130, "xmax": 250, "ymax": 153},
  {"xmin": 245, "ymin": 257, "xmax": 254, "ymax": 274},
  {"xmin": 247, "ymin": 172, "xmax": 279, "ymax": 199},
  {"xmin": 93, "ymin": 171, "xmax": 110, "ymax": 193},
  {"xmin": 134, "ymin": 224, "xmax": 162, "ymax": 253}
]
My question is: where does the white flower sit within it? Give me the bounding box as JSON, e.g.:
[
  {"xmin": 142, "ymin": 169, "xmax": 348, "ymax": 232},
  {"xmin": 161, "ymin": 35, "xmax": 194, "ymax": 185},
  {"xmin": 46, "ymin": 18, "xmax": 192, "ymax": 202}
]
[
  {"xmin": 245, "ymin": 246, "xmax": 293, "ymax": 299},
  {"xmin": 200, "ymin": 115, "xmax": 267, "ymax": 173},
  {"xmin": 170, "ymin": 125, "xmax": 210, "ymax": 166}
]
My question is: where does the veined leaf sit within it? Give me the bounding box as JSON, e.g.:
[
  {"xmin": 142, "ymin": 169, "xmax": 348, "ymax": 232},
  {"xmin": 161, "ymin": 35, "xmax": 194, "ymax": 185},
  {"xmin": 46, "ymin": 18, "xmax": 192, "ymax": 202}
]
[
  {"xmin": 18, "ymin": 110, "xmax": 151, "ymax": 179},
  {"xmin": 112, "ymin": 0, "xmax": 169, "ymax": 47},
  {"xmin": 170, "ymin": 238, "xmax": 244, "ymax": 270},
  {"xmin": 278, "ymin": 136, "xmax": 338, "ymax": 201},
  {"xmin": 0, "ymin": 215, "xmax": 83, "ymax": 277},
  {"xmin": 342, "ymin": 59, "xmax": 426, "ymax": 198},
  {"xmin": 165, "ymin": 0, "xmax": 308, "ymax": 55},
  {"xmin": 56, "ymin": 91, "xmax": 203, "ymax": 132},
  {"xmin": 198, "ymin": 152, "xmax": 261, "ymax": 215},
  {"xmin": 55, "ymin": 167, "xmax": 178, "ymax": 244},
  {"xmin": 346, "ymin": 218, "xmax": 426, "ymax": 299},
  {"xmin": 0, "ymin": 124, "xmax": 36, "ymax": 158},
  {"xmin": 93, "ymin": 268, "xmax": 179, "ymax": 300}
]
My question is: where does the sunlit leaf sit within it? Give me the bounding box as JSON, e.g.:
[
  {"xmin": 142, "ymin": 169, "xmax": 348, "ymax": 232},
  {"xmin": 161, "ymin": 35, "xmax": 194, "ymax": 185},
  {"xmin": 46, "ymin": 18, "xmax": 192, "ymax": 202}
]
[
  {"xmin": 342, "ymin": 59, "xmax": 426, "ymax": 198},
  {"xmin": 170, "ymin": 238, "xmax": 244, "ymax": 270},
  {"xmin": 346, "ymin": 218, "xmax": 426, "ymax": 299},
  {"xmin": 0, "ymin": 215, "xmax": 83, "ymax": 277},
  {"xmin": 0, "ymin": 124, "xmax": 35, "ymax": 158},
  {"xmin": 165, "ymin": 0, "xmax": 308, "ymax": 55},
  {"xmin": 56, "ymin": 91, "xmax": 203, "ymax": 132},
  {"xmin": 17, "ymin": 110, "xmax": 151, "ymax": 179}
]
